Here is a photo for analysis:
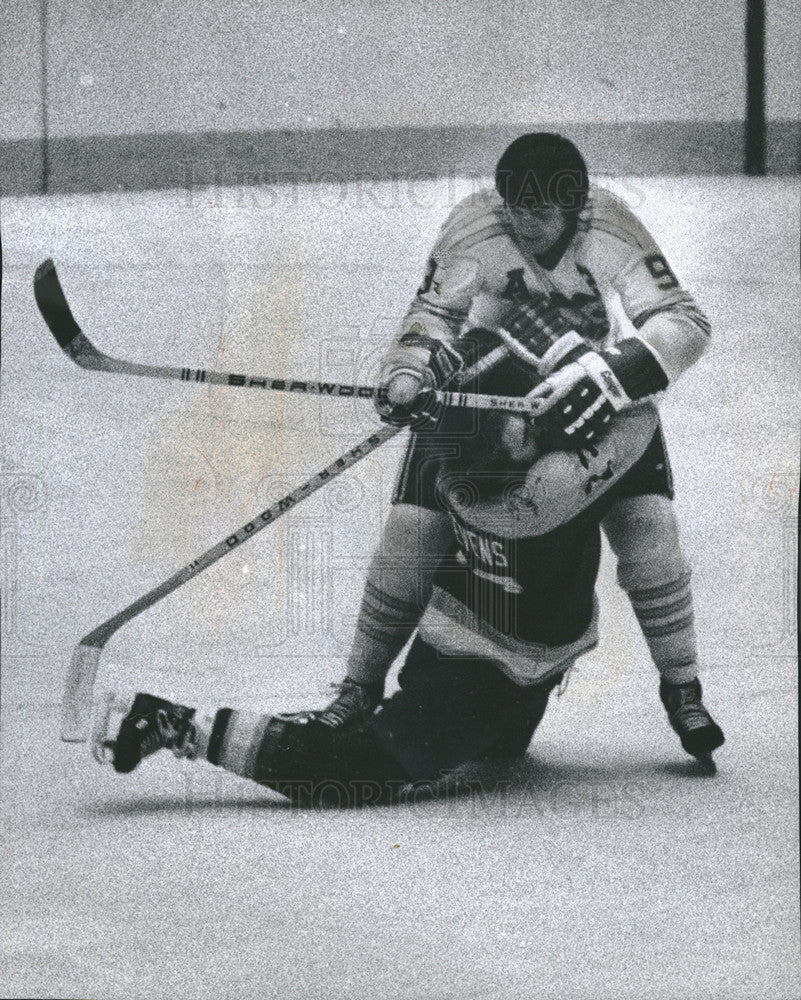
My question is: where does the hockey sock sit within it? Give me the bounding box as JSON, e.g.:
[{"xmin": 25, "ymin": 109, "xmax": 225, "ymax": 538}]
[
  {"xmin": 605, "ymin": 495, "xmax": 700, "ymax": 685},
  {"xmin": 622, "ymin": 567, "xmax": 698, "ymax": 685},
  {"xmin": 346, "ymin": 578, "xmax": 422, "ymax": 686}
]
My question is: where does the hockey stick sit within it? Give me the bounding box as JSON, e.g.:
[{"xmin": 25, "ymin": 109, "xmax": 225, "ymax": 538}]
[
  {"xmin": 34, "ymin": 259, "xmax": 541, "ymax": 415},
  {"xmin": 58, "ymin": 341, "xmax": 510, "ymax": 742}
]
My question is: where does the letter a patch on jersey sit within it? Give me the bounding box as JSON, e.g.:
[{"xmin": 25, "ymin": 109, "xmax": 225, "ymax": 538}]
[{"xmin": 502, "ymin": 268, "xmax": 529, "ymax": 299}]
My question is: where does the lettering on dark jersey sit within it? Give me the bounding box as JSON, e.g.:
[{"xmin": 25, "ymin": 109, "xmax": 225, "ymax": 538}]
[
  {"xmin": 452, "ymin": 519, "xmax": 509, "ymax": 570},
  {"xmin": 450, "ymin": 519, "xmax": 526, "ymax": 596}
]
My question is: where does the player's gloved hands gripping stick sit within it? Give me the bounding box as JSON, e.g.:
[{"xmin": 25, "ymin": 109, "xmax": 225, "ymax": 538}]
[
  {"xmin": 375, "ymin": 327, "xmax": 464, "ymax": 426},
  {"xmin": 500, "ymin": 312, "xmax": 670, "ymax": 449}
]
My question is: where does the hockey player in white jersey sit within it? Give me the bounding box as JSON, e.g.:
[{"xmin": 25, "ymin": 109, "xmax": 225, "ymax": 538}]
[
  {"xmin": 320, "ymin": 132, "xmax": 724, "ymax": 761},
  {"xmin": 96, "ymin": 134, "xmax": 724, "ymax": 798}
]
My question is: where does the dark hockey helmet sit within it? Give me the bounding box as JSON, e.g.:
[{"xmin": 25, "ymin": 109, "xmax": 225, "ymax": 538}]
[{"xmin": 495, "ymin": 133, "xmax": 588, "ymax": 214}]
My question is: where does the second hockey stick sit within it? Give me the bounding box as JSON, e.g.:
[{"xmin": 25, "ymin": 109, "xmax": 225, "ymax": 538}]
[{"xmin": 58, "ymin": 341, "xmax": 510, "ymax": 743}]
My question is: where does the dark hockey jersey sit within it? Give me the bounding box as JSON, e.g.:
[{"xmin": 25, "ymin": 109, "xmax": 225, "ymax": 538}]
[{"xmin": 395, "ymin": 404, "xmax": 658, "ymax": 685}]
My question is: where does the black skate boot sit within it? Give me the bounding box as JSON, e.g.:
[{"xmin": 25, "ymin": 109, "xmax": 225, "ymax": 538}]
[
  {"xmin": 660, "ymin": 678, "xmax": 725, "ymax": 761},
  {"xmin": 94, "ymin": 692, "xmax": 196, "ymax": 773},
  {"xmin": 319, "ymin": 678, "xmax": 383, "ymax": 727},
  {"xmin": 286, "ymin": 678, "xmax": 383, "ymax": 729}
]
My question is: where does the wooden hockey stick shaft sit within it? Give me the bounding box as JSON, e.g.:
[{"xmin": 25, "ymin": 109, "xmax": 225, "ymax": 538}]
[
  {"xmin": 34, "ymin": 259, "xmax": 541, "ymax": 414},
  {"xmin": 58, "ymin": 341, "xmax": 509, "ymax": 742}
]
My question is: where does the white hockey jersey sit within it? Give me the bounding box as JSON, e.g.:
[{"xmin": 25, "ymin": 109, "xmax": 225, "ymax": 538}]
[
  {"xmin": 382, "ymin": 185, "xmax": 707, "ymax": 681},
  {"xmin": 383, "ymin": 185, "xmax": 710, "ymax": 385}
]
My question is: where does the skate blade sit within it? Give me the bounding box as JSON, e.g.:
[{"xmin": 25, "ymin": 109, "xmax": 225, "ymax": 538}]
[{"xmin": 89, "ymin": 689, "xmax": 134, "ymax": 766}]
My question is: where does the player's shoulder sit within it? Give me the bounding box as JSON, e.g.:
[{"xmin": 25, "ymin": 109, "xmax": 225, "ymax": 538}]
[
  {"xmin": 435, "ymin": 189, "xmax": 508, "ymax": 257},
  {"xmin": 581, "ymin": 184, "xmax": 655, "ymax": 253}
]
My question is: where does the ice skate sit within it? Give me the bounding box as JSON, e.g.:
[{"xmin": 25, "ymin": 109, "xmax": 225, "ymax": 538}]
[
  {"xmin": 92, "ymin": 691, "xmax": 196, "ymax": 773},
  {"xmin": 660, "ymin": 678, "xmax": 725, "ymax": 763},
  {"xmin": 285, "ymin": 678, "xmax": 383, "ymax": 729},
  {"xmin": 318, "ymin": 678, "xmax": 383, "ymax": 727}
]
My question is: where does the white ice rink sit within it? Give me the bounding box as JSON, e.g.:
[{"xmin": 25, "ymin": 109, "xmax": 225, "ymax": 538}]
[{"xmin": 1, "ymin": 175, "xmax": 799, "ymax": 999}]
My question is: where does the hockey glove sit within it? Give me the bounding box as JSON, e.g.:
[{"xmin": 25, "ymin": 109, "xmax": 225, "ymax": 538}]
[
  {"xmin": 528, "ymin": 331, "xmax": 670, "ymax": 449},
  {"xmin": 376, "ymin": 328, "xmax": 463, "ymax": 426}
]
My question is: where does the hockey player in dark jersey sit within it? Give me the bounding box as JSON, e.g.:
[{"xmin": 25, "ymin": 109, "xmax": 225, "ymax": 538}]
[{"xmin": 93, "ymin": 344, "xmax": 686, "ymax": 804}]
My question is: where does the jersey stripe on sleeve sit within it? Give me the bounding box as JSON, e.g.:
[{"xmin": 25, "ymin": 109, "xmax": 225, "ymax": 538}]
[{"xmin": 632, "ymin": 298, "xmax": 712, "ymax": 338}]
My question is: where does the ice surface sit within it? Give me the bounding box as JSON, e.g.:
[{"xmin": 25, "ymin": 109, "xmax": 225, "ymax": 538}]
[{"xmin": 1, "ymin": 175, "xmax": 799, "ymax": 999}]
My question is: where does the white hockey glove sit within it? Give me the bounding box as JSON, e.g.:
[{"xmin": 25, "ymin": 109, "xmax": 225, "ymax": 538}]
[
  {"xmin": 376, "ymin": 327, "xmax": 464, "ymax": 427},
  {"xmin": 527, "ymin": 331, "xmax": 670, "ymax": 449}
]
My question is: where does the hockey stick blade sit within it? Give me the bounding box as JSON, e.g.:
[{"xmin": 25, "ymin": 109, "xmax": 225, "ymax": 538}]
[
  {"xmin": 34, "ymin": 258, "xmax": 121, "ymax": 373},
  {"xmin": 61, "ymin": 644, "xmax": 103, "ymax": 742},
  {"xmin": 33, "ymin": 259, "xmax": 83, "ymax": 350}
]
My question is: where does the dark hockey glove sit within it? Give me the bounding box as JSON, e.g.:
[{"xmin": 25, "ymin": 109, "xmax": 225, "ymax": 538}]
[
  {"xmin": 376, "ymin": 329, "xmax": 463, "ymax": 426},
  {"xmin": 529, "ymin": 331, "xmax": 670, "ymax": 449}
]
